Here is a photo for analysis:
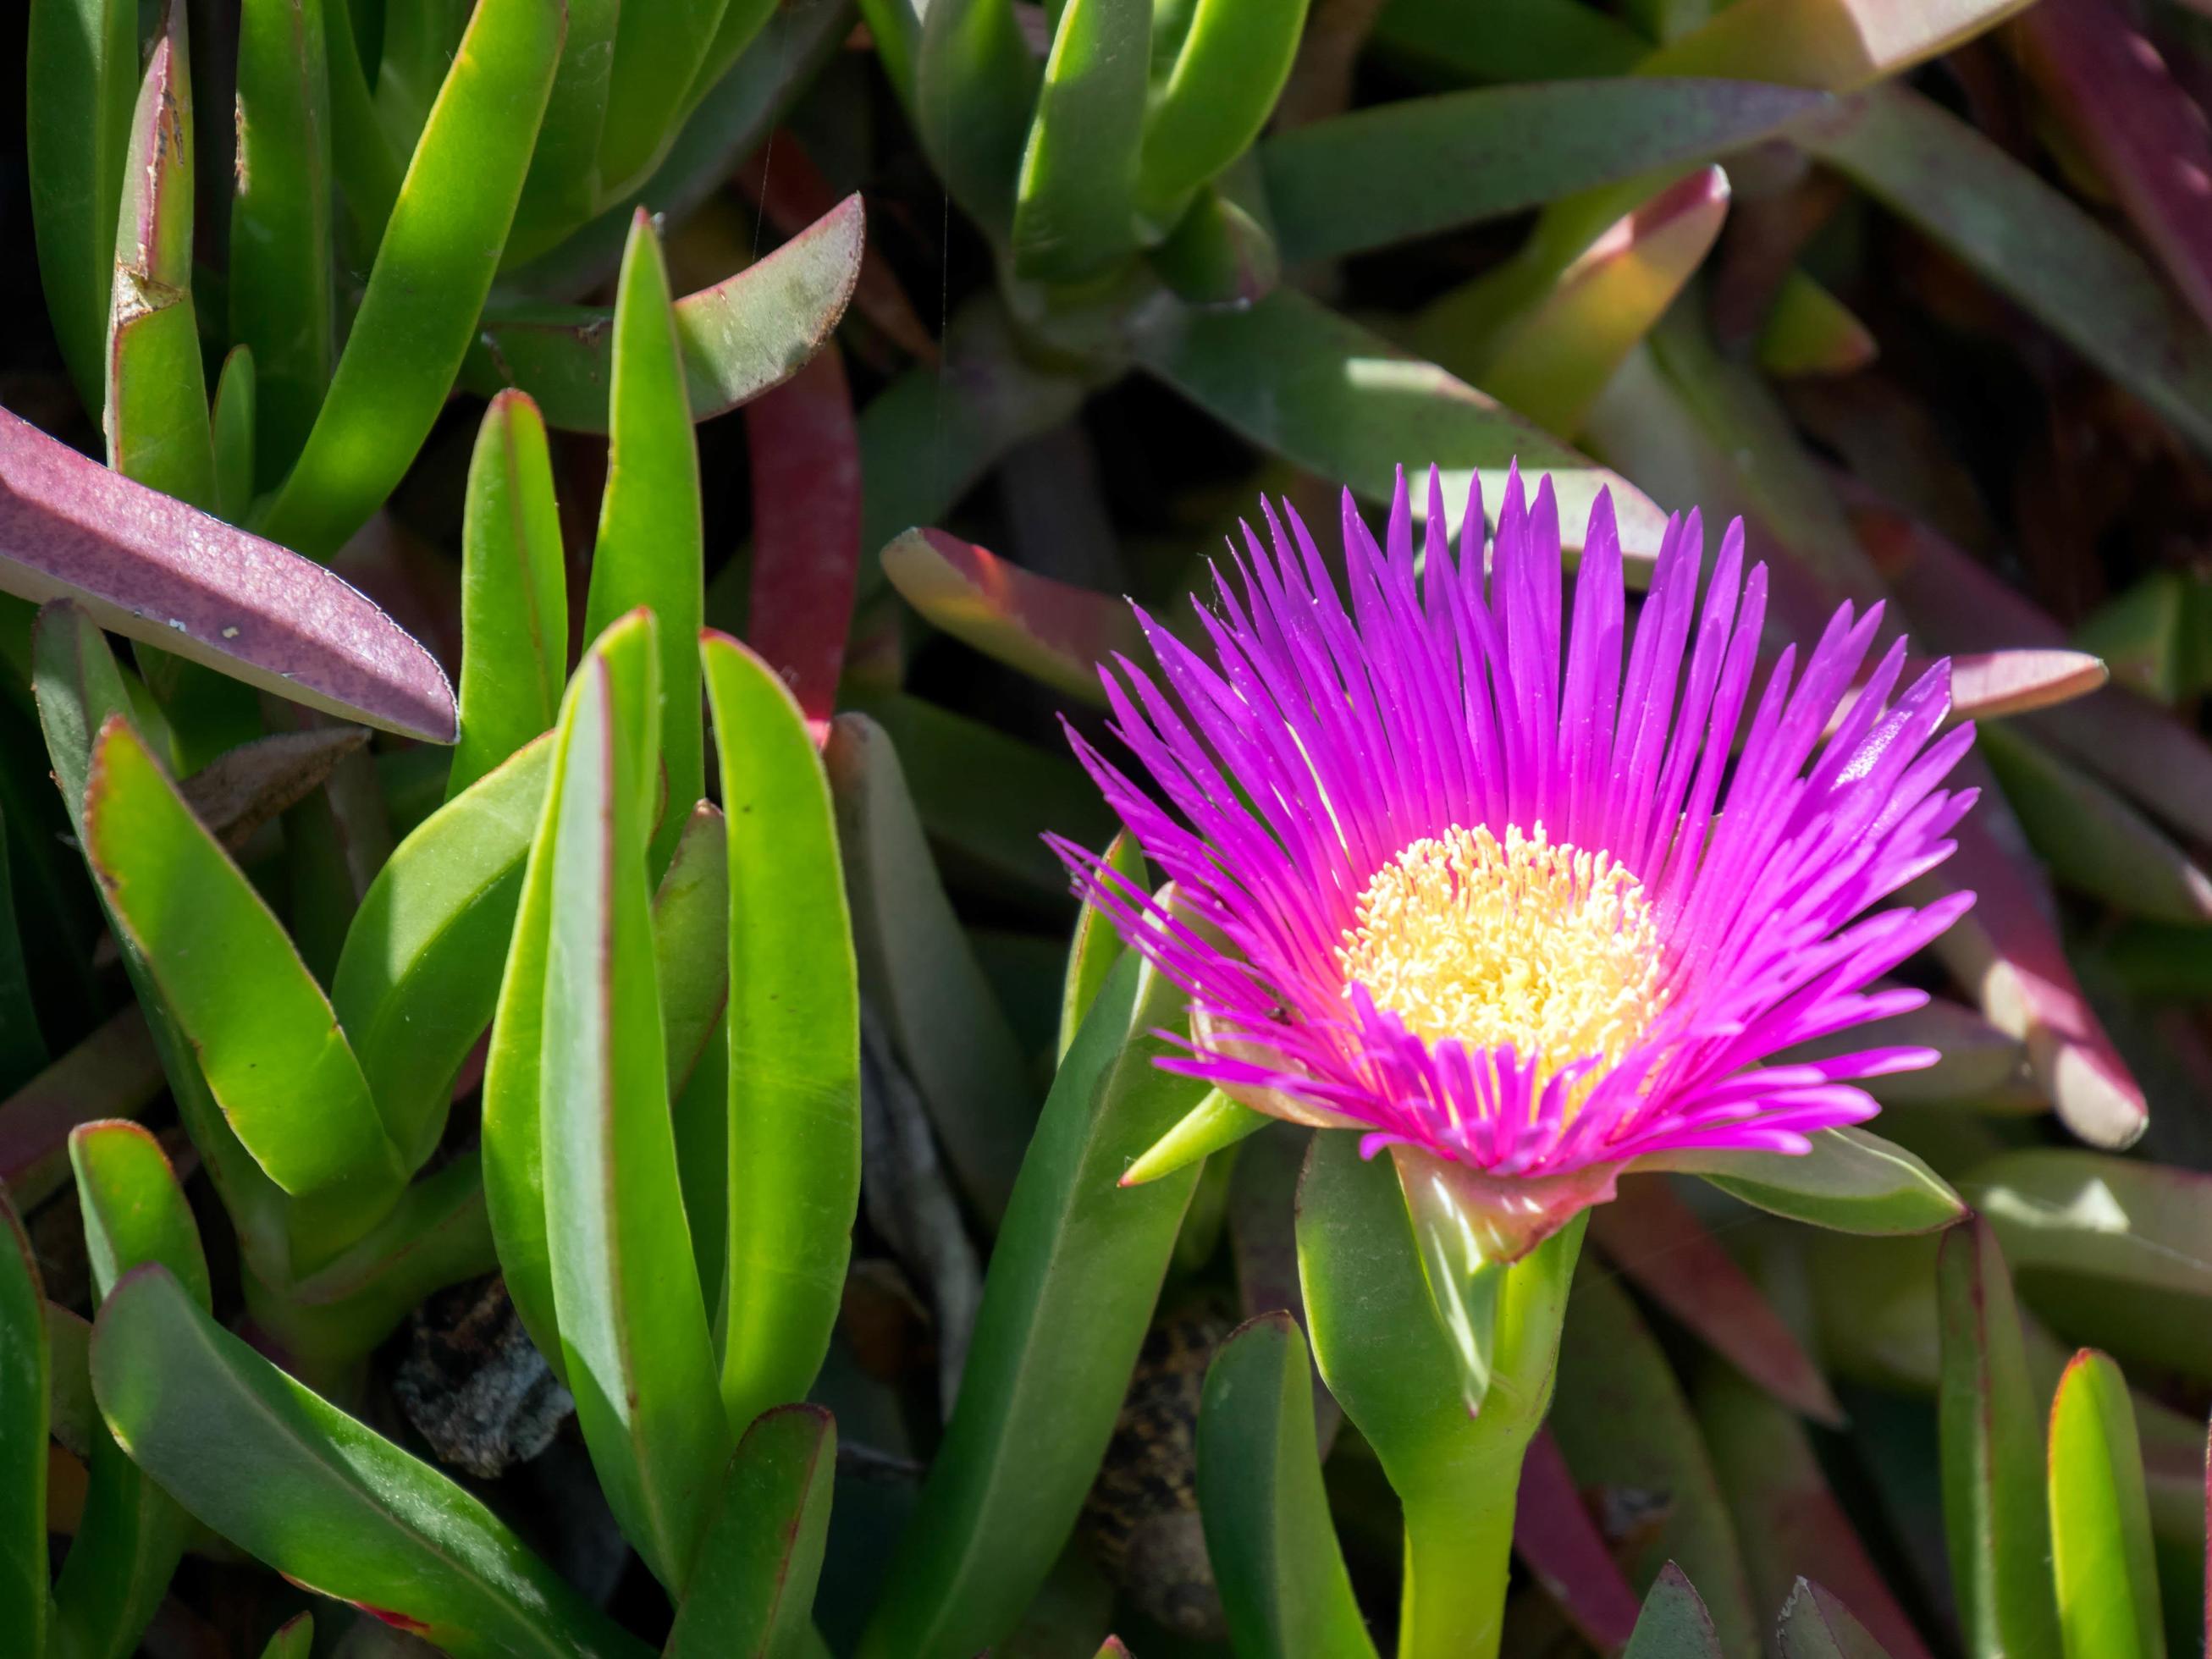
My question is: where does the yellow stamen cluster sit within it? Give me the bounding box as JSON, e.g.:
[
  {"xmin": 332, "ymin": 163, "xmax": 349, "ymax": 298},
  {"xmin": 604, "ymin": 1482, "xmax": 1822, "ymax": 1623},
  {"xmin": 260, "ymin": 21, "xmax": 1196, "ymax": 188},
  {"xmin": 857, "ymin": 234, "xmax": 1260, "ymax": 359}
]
[{"xmin": 1338, "ymin": 823, "xmax": 1667, "ymax": 1098}]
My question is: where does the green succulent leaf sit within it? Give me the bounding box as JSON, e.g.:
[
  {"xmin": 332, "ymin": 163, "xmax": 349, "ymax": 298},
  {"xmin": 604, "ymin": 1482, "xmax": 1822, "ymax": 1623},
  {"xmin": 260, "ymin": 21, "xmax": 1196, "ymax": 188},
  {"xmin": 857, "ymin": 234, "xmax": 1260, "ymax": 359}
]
[
  {"xmin": 2047, "ymin": 1349, "xmax": 2163, "ymax": 1659},
  {"xmin": 258, "ymin": 1614, "xmax": 314, "ymax": 1659},
  {"xmin": 1137, "ymin": 0, "xmax": 1310, "ymax": 228},
  {"xmin": 211, "ymin": 346, "xmax": 259, "ymax": 521},
  {"xmin": 505, "ymin": 0, "xmax": 621, "ymax": 266},
  {"xmin": 1647, "ymin": 1127, "xmax": 1966, "ymax": 1235},
  {"xmin": 26, "ymin": 0, "xmax": 139, "ymax": 417},
  {"xmin": 582, "ymin": 214, "xmax": 704, "ymax": 876},
  {"xmin": 1194, "ymin": 1313, "xmax": 1377, "ymax": 1659},
  {"xmin": 90, "ymin": 1265, "xmax": 650, "ymax": 1659},
  {"xmin": 703, "ymin": 634, "xmax": 860, "ymax": 1441},
  {"xmin": 916, "ymin": 0, "xmax": 1042, "ymax": 239},
  {"xmin": 232, "ymin": 0, "xmax": 334, "ymax": 486},
  {"xmin": 0, "ymin": 1190, "xmax": 46, "ymax": 1656},
  {"xmin": 1623, "ymin": 1564, "xmax": 1725, "ymax": 1659},
  {"xmin": 1012, "ymin": 0, "xmax": 1150, "ymax": 281},
  {"xmin": 450, "ymin": 392, "xmax": 568, "ymax": 801},
  {"xmin": 1936, "ymin": 1218, "xmax": 2062, "ymax": 1659},
  {"xmin": 665, "ymin": 1406, "xmax": 838, "ymax": 1658},
  {"xmin": 597, "ymin": 0, "xmax": 740, "ymax": 198},
  {"xmin": 1057, "ymin": 831, "xmax": 1145, "ymax": 1061},
  {"xmin": 1777, "ymin": 1580, "xmax": 1896, "ymax": 1659},
  {"xmin": 257, "ymin": 0, "xmax": 564, "ymax": 557},
  {"xmin": 857, "ymin": 949, "xmax": 1208, "ymax": 1659}
]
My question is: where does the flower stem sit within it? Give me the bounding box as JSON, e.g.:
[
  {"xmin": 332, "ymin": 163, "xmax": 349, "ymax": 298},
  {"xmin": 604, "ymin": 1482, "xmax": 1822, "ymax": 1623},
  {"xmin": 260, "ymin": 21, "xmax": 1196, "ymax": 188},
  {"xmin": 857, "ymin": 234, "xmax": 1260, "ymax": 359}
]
[{"xmin": 1398, "ymin": 1452, "xmax": 1524, "ymax": 1659}]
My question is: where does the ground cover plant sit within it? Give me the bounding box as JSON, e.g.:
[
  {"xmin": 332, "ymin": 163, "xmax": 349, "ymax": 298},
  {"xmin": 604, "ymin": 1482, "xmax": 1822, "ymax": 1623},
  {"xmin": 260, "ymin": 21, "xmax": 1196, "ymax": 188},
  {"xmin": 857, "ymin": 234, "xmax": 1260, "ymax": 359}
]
[{"xmin": 5, "ymin": 0, "xmax": 2212, "ymax": 1652}]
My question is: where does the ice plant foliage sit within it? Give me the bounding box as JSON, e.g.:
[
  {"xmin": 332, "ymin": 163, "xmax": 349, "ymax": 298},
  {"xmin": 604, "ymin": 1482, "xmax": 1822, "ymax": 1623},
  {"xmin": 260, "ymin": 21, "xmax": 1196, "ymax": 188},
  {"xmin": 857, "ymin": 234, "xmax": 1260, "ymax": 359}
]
[{"xmin": 1056, "ymin": 464, "xmax": 1978, "ymax": 1244}]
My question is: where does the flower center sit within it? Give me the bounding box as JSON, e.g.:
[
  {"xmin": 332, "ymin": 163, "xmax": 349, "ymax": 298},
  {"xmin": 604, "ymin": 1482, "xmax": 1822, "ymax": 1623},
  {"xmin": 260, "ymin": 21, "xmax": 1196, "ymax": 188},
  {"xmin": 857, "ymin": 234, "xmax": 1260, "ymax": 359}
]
[{"xmin": 1338, "ymin": 823, "xmax": 1666, "ymax": 1089}]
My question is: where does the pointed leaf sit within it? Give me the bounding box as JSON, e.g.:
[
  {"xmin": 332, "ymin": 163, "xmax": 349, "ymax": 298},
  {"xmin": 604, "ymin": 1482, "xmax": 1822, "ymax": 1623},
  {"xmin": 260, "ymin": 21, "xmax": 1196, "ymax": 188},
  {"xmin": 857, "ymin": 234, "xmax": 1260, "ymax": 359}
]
[
  {"xmin": 826, "ymin": 714, "xmax": 1034, "ymax": 1226},
  {"xmin": 450, "ymin": 391, "xmax": 566, "ymax": 801},
  {"xmin": 538, "ymin": 615, "xmax": 731, "ymax": 1589},
  {"xmin": 467, "ymin": 196, "xmax": 865, "ymax": 433},
  {"xmin": 745, "ymin": 345, "xmax": 861, "ymax": 733},
  {"xmin": 665, "ymin": 1406, "xmax": 837, "ymax": 1659},
  {"xmin": 1779, "ymin": 1579, "xmax": 1897, "ymax": 1659},
  {"xmin": 91, "ymin": 1265, "xmax": 650, "ymax": 1659},
  {"xmin": 1647, "ymin": 1127, "xmax": 1965, "ymax": 1235},
  {"xmin": 232, "ymin": 0, "xmax": 334, "ymax": 484},
  {"xmin": 105, "ymin": 3, "xmax": 218, "ymax": 511},
  {"xmin": 2048, "ymin": 1348, "xmax": 2164, "ymax": 1659},
  {"xmin": 1624, "ymin": 1564, "xmax": 1724, "ymax": 1659},
  {"xmin": 259, "ymin": 1614, "xmax": 314, "ymax": 1659},
  {"xmin": 1260, "ymin": 80, "xmax": 1824, "ymax": 264},
  {"xmin": 1012, "ymin": 0, "xmax": 1150, "ymax": 281},
  {"xmin": 582, "ymin": 214, "xmax": 703, "ymax": 874},
  {"xmin": 1, "ymin": 415, "xmax": 457, "ymax": 740},
  {"xmin": 703, "ymin": 634, "xmax": 860, "ymax": 1438},
  {"xmin": 1936, "ymin": 1218, "xmax": 2062, "ymax": 1659},
  {"xmin": 335, "ymin": 735, "xmax": 552, "ymax": 1166},
  {"xmin": 1058, "ymin": 831, "xmax": 1146, "ymax": 1061},
  {"xmin": 1138, "ymin": 0, "xmax": 1310, "ymax": 226},
  {"xmin": 1122, "ymin": 1089, "xmax": 1269, "ymax": 1188},
  {"xmin": 257, "ymin": 0, "xmax": 564, "ymax": 556},
  {"xmin": 84, "ymin": 716, "xmax": 405, "ymax": 1242},
  {"xmin": 856, "ymin": 950, "xmax": 1208, "ymax": 1659},
  {"xmin": 1194, "ymin": 1313, "xmax": 1378, "ymax": 1659},
  {"xmin": 1133, "ymin": 288, "xmax": 1673, "ymax": 569},
  {"xmin": 1758, "ymin": 271, "xmax": 1877, "ymax": 378}
]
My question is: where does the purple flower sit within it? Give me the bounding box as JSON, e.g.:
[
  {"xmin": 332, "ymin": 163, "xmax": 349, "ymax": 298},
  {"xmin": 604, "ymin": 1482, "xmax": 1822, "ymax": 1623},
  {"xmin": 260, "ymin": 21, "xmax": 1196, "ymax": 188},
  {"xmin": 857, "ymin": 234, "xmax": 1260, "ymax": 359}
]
[{"xmin": 1053, "ymin": 464, "xmax": 1976, "ymax": 1231}]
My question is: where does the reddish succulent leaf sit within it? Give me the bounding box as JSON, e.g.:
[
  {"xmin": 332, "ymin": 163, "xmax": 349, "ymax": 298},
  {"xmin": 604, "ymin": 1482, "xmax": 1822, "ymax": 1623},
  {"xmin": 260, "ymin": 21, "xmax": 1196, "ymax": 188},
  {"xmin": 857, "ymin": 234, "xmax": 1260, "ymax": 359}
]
[
  {"xmin": 0, "ymin": 1010, "xmax": 164, "ymax": 1211},
  {"xmin": 0, "ymin": 409, "xmax": 455, "ymax": 741},
  {"xmin": 1914, "ymin": 780, "xmax": 2148, "ymax": 1149},
  {"xmin": 1513, "ymin": 1427, "xmax": 1643, "ymax": 1650},
  {"xmin": 1591, "ymin": 1177, "xmax": 1845, "ymax": 1425},
  {"xmin": 740, "ymin": 134, "xmax": 936, "ymax": 363},
  {"xmin": 1945, "ymin": 649, "xmax": 2108, "ymax": 724},
  {"xmin": 181, "ymin": 728, "xmax": 372, "ymax": 852},
  {"xmin": 879, "ymin": 528, "xmax": 1146, "ymax": 705},
  {"xmin": 2017, "ymin": 0, "xmax": 2212, "ymax": 336},
  {"xmin": 745, "ymin": 344, "xmax": 861, "ymax": 736}
]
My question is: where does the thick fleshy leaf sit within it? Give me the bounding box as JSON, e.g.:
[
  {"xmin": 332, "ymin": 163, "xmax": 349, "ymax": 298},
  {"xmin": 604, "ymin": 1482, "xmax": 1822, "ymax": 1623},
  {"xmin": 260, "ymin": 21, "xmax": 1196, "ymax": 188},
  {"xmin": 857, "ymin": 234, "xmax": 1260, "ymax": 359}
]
[
  {"xmin": 745, "ymin": 347, "xmax": 861, "ymax": 733},
  {"xmin": 1804, "ymin": 84, "xmax": 2212, "ymax": 457},
  {"xmin": 84, "ymin": 716, "xmax": 405, "ymax": 1249},
  {"xmin": 91, "ymin": 1265, "xmax": 649, "ymax": 1659},
  {"xmin": 1058, "ymin": 832, "xmax": 1147, "ymax": 1061},
  {"xmin": 211, "ymin": 347, "xmax": 259, "ymax": 523},
  {"xmin": 1121, "ymin": 1089, "xmax": 1270, "ymax": 1188},
  {"xmin": 1259, "ymin": 80, "xmax": 1823, "ymax": 264},
  {"xmin": 52, "ymin": 1120, "xmax": 205, "ymax": 1659},
  {"xmin": 1936, "ymin": 1218, "xmax": 2061, "ymax": 1658},
  {"xmin": 1138, "ymin": 0, "xmax": 1310, "ymax": 226},
  {"xmin": 1012, "ymin": 0, "xmax": 1150, "ymax": 281},
  {"xmin": 1194, "ymin": 1313, "xmax": 1376, "ymax": 1659},
  {"xmin": 259, "ymin": 1614, "xmax": 314, "ymax": 1659},
  {"xmin": 1553, "ymin": 1269, "xmax": 1758, "ymax": 1653},
  {"xmin": 1947, "ymin": 650, "xmax": 2107, "ymax": 725},
  {"xmin": 1778, "ymin": 1580, "xmax": 1898, "ymax": 1659},
  {"xmin": 25, "ymin": 0, "xmax": 138, "ymax": 416},
  {"xmin": 0, "ymin": 416, "xmax": 457, "ymax": 741},
  {"xmin": 1424, "ymin": 167, "xmax": 1731, "ymax": 439},
  {"xmin": 0, "ymin": 1189, "xmax": 45, "ymax": 1656},
  {"xmin": 334, "ymin": 735, "xmax": 551, "ymax": 1166},
  {"xmin": 1646, "ymin": 1127, "xmax": 1965, "ymax": 1235},
  {"xmin": 582, "ymin": 215, "xmax": 704, "ymax": 875},
  {"xmin": 1623, "ymin": 1565, "xmax": 1724, "ymax": 1659},
  {"xmin": 702, "ymin": 634, "xmax": 860, "ymax": 1438},
  {"xmin": 1514, "ymin": 1430, "xmax": 1643, "ymax": 1651},
  {"xmin": 1299, "ymin": 1132, "xmax": 1586, "ymax": 1658},
  {"xmin": 915, "ymin": 0, "xmax": 1041, "ymax": 239},
  {"xmin": 538, "ymin": 615, "xmax": 731, "ymax": 1590},
  {"xmin": 466, "ymin": 196, "xmax": 865, "ymax": 433},
  {"xmin": 1641, "ymin": 0, "xmax": 2033, "ymax": 86},
  {"xmin": 665, "ymin": 1406, "xmax": 837, "ymax": 1658},
  {"xmin": 1979, "ymin": 724, "xmax": 2212, "ymax": 923},
  {"xmin": 504, "ymin": 0, "xmax": 621, "ymax": 267},
  {"xmin": 2047, "ymin": 1348, "xmax": 2164, "ymax": 1659},
  {"xmin": 1133, "ymin": 288, "xmax": 1673, "ymax": 567},
  {"xmin": 1698, "ymin": 1364, "xmax": 1933, "ymax": 1659},
  {"xmin": 1592, "ymin": 1177, "xmax": 1842, "ymax": 1422},
  {"xmin": 1965, "ymin": 1150, "xmax": 2212, "ymax": 1383},
  {"xmin": 232, "ymin": 0, "xmax": 334, "ymax": 485},
  {"xmin": 0, "ymin": 1010, "xmax": 163, "ymax": 1214},
  {"xmin": 856, "ymin": 951, "xmax": 1207, "ymax": 1659},
  {"xmin": 1150, "ymin": 163, "xmax": 1283, "ymax": 308},
  {"xmin": 825, "ymin": 714, "xmax": 1034, "ymax": 1226},
  {"xmin": 880, "ymin": 528, "xmax": 1147, "ymax": 705},
  {"xmin": 449, "ymin": 392, "xmax": 566, "ymax": 801},
  {"xmin": 1757, "ymin": 272, "xmax": 1877, "ymax": 378},
  {"xmin": 596, "ymin": 0, "xmax": 743, "ymax": 196},
  {"xmin": 256, "ymin": 0, "xmax": 563, "ymax": 557},
  {"xmin": 105, "ymin": 4, "xmax": 217, "ymax": 512},
  {"xmin": 654, "ymin": 806, "xmax": 731, "ymax": 1103}
]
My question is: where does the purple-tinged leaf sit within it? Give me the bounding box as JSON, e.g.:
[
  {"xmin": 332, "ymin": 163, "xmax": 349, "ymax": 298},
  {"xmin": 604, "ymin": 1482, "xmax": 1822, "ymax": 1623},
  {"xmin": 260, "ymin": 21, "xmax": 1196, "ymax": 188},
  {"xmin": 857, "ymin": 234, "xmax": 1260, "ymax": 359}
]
[
  {"xmin": 1513, "ymin": 1428, "xmax": 1643, "ymax": 1651},
  {"xmin": 1591, "ymin": 1177, "xmax": 1845, "ymax": 1424},
  {"xmin": 1945, "ymin": 649, "xmax": 2107, "ymax": 724},
  {"xmin": 747, "ymin": 346, "xmax": 860, "ymax": 736},
  {"xmin": 0, "ymin": 1009, "xmax": 163, "ymax": 1215},
  {"xmin": 0, "ymin": 410, "xmax": 455, "ymax": 741},
  {"xmin": 880, "ymin": 528, "xmax": 1145, "ymax": 707},
  {"xmin": 740, "ymin": 136, "xmax": 936, "ymax": 363},
  {"xmin": 182, "ymin": 727, "xmax": 370, "ymax": 852}
]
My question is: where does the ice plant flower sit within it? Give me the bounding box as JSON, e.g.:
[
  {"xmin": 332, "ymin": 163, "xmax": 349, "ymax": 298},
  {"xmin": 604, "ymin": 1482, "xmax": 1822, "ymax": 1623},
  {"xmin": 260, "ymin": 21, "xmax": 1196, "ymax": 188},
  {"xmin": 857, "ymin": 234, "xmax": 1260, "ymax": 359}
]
[{"xmin": 1054, "ymin": 464, "xmax": 1977, "ymax": 1258}]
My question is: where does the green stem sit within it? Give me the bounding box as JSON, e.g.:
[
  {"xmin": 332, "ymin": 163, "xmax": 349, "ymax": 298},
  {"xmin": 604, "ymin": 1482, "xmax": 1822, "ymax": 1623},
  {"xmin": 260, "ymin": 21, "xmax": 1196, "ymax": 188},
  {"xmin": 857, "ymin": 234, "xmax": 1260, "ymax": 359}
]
[{"xmin": 1398, "ymin": 1454, "xmax": 1524, "ymax": 1659}]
